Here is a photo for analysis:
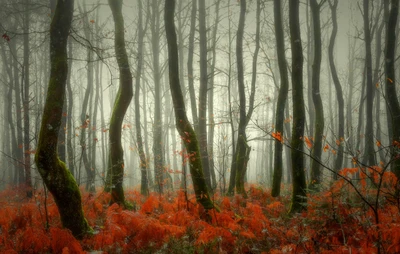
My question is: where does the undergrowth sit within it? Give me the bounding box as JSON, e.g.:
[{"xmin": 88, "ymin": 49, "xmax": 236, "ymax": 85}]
[{"xmin": 0, "ymin": 181, "xmax": 399, "ymax": 253}]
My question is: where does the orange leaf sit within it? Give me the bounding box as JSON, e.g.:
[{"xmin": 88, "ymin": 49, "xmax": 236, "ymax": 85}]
[
  {"xmin": 323, "ymin": 144, "xmax": 329, "ymax": 152},
  {"xmin": 304, "ymin": 136, "xmax": 313, "ymax": 148},
  {"xmin": 271, "ymin": 132, "xmax": 283, "ymax": 143}
]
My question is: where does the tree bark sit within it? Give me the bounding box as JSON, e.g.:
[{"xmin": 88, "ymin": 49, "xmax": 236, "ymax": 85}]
[
  {"xmin": 35, "ymin": 0, "xmax": 92, "ymax": 239},
  {"xmin": 328, "ymin": 0, "xmax": 345, "ymax": 178},
  {"xmin": 309, "ymin": 0, "xmax": 325, "ymax": 191},
  {"xmin": 104, "ymin": 0, "xmax": 134, "ymax": 208},
  {"xmin": 289, "ymin": 0, "xmax": 307, "ymax": 213},
  {"xmin": 362, "ymin": 0, "xmax": 377, "ymax": 166},
  {"xmin": 271, "ymin": 0, "xmax": 289, "ymax": 197},
  {"xmin": 384, "ymin": 0, "xmax": 400, "ymax": 180},
  {"xmin": 165, "ymin": 0, "xmax": 215, "ymax": 210},
  {"xmin": 135, "ymin": 0, "xmax": 149, "ymax": 196},
  {"xmin": 151, "ymin": 0, "xmax": 165, "ymax": 194},
  {"xmin": 187, "ymin": 0, "xmax": 198, "ymax": 127},
  {"xmin": 23, "ymin": 0, "xmax": 32, "ymax": 196},
  {"xmin": 198, "ymin": 0, "xmax": 212, "ymax": 191}
]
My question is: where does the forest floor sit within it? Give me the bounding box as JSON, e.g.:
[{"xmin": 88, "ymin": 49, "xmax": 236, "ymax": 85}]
[{"xmin": 0, "ymin": 181, "xmax": 399, "ymax": 254}]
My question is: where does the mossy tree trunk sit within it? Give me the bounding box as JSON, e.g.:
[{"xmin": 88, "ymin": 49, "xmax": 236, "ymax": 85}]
[
  {"xmin": 105, "ymin": 0, "xmax": 133, "ymax": 207},
  {"xmin": 135, "ymin": 0, "xmax": 149, "ymax": 196},
  {"xmin": 165, "ymin": 0, "xmax": 215, "ymax": 210},
  {"xmin": 271, "ymin": 0, "xmax": 289, "ymax": 197},
  {"xmin": 288, "ymin": 0, "xmax": 307, "ymax": 214},
  {"xmin": 385, "ymin": 0, "xmax": 400, "ymax": 180},
  {"xmin": 35, "ymin": 0, "xmax": 92, "ymax": 239},
  {"xmin": 308, "ymin": 0, "xmax": 325, "ymax": 192},
  {"xmin": 328, "ymin": 0, "xmax": 345, "ymax": 179}
]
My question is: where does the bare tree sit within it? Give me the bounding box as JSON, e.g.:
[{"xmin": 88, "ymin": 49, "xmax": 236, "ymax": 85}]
[{"xmin": 35, "ymin": 0, "xmax": 92, "ymax": 238}]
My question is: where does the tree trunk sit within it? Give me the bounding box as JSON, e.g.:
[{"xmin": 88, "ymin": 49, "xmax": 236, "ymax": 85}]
[
  {"xmin": 384, "ymin": 0, "xmax": 400, "ymax": 179},
  {"xmin": 233, "ymin": 0, "xmax": 249, "ymax": 197},
  {"xmin": 208, "ymin": 0, "xmax": 222, "ymax": 191},
  {"xmin": 35, "ymin": 0, "xmax": 92, "ymax": 239},
  {"xmin": 165, "ymin": 0, "xmax": 215, "ymax": 210},
  {"xmin": 135, "ymin": 0, "xmax": 149, "ymax": 196},
  {"xmin": 289, "ymin": 0, "xmax": 307, "ymax": 213},
  {"xmin": 328, "ymin": 0, "xmax": 345, "ymax": 178},
  {"xmin": 187, "ymin": 0, "xmax": 198, "ymax": 127},
  {"xmin": 151, "ymin": 0, "xmax": 164, "ymax": 194},
  {"xmin": 23, "ymin": 0, "xmax": 32, "ymax": 196},
  {"xmin": 198, "ymin": 0, "xmax": 212, "ymax": 191},
  {"xmin": 105, "ymin": 0, "xmax": 134, "ymax": 208},
  {"xmin": 309, "ymin": 0, "xmax": 325, "ymax": 191},
  {"xmin": 271, "ymin": 0, "xmax": 289, "ymax": 197},
  {"xmin": 362, "ymin": 0, "xmax": 377, "ymax": 166}
]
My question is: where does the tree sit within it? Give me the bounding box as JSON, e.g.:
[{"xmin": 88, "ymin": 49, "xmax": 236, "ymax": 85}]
[
  {"xmin": 271, "ymin": 0, "xmax": 290, "ymax": 197},
  {"xmin": 151, "ymin": 0, "xmax": 165, "ymax": 194},
  {"xmin": 135, "ymin": 0, "xmax": 149, "ymax": 196},
  {"xmin": 362, "ymin": 0, "xmax": 376, "ymax": 166},
  {"xmin": 328, "ymin": 0, "xmax": 345, "ymax": 178},
  {"xmin": 35, "ymin": 0, "xmax": 92, "ymax": 238},
  {"xmin": 289, "ymin": 0, "xmax": 307, "ymax": 213},
  {"xmin": 384, "ymin": 0, "xmax": 400, "ymax": 180},
  {"xmin": 198, "ymin": 0, "xmax": 212, "ymax": 190},
  {"xmin": 105, "ymin": 0, "xmax": 134, "ymax": 207},
  {"xmin": 22, "ymin": 0, "xmax": 32, "ymax": 197},
  {"xmin": 308, "ymin": 0, "xmax": 325, "ymax": 191},
  {"xmin": 165, "ymin": 0, "xmax": 215, "ymax": 211}
]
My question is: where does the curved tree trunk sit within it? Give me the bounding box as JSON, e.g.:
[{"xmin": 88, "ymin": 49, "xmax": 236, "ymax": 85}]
[
  {"xmin": 289, "ymin": 0, "xmax": 307, "ymax": 213},
  {"xmin": 328, "ymin": 0, "xmax": 345, "ymax": 179},
  {"xmin": 35, "ymin": 0, "xmax": 92, "ymax": 239},
  {"xmin": 309, "ymin": 0, "xmax": 325, "ymax": 191},
  {"xmin": 105, "ymin": 0, "xmax": 134, "ymax": 207},
  {"xmin": 165, "ymin": 0, "xmax": 215, "ymax": 210},
  {"xmin": 271, "ymin": 0, "xmax": 289, "ymax": 197},
  {"xmin": 385, "ymin": 0, "xmax": 400, "ymax": 180}
]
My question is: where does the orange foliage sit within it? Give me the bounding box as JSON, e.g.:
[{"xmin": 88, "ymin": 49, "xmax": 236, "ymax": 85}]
[{"xmin": 1, "ymin": 182, "xmax": 400, "ymax": 253}]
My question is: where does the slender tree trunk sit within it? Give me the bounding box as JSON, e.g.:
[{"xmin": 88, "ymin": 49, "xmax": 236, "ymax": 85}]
[
  {"xmin": 385, "ymin": 0, "xmax": 400, "ymax": 180},
  {"xmin": 198, "ymin": 0, "xmax": 212, "ymax": 190},
  {"xmin": 208, "ymin": 0, "xmax": 222, "ymax": 190},
  {"xmin": 165, "ymin": 0, "xmax": 215, "ymax": 211},
  {"xmin": 23, "ymin": 0, "xmax": 32, "ymax": 196},
  {"xmin": 271, "ymin": 0, "xmax": 289, "ymax": 197},
  {"xmin": 362, "ymin": 0, "xmax": 377, "ymax": 166},
  {"xmin": 151, "ymin": 0, "xmax": 164, "ymax": 194},
  {"xmin": 66, "ymin": 40, "xmax": 74, "ymax": 177},
  {"xmin": 187, "ymin": 0, "xmax": 198, "ymax": 127},
  {"xmin": 105, "ymin": 0, "xmax": 134, "ymax": 208},
  {"xmin": 35, "ymin": 0, "xmax": 92, "ymax": 239},
  {"xmin": 135, "ymin": 0, "xmax": 149, "ymax": 196},
  {"xmin": 328, "ymin": 0, "xmax": 345, "ymax": 178},
  {"xmin": 309, "ymin": 0, "xmax": 325, "ymax": 191},
  {"xmin": 233, "ymin": 0, "xmax": 249, "ymax": 197},
  {"xmin": 289, "ymin": 0, "xmax": 307, "ymax": 213}
]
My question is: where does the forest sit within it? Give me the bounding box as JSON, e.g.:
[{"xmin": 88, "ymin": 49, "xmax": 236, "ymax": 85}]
[{"xmin": 0, "ymin": 0, "xmax": 400, "ymax": 253}]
